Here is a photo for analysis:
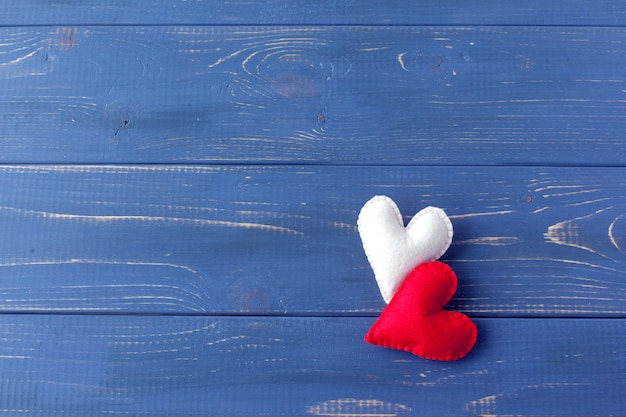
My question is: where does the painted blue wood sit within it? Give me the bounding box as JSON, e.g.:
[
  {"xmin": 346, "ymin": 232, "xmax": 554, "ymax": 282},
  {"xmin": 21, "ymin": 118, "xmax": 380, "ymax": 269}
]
[
  {"xmin": 1, "ymin": 2, "xmax": 624, "ymax": 413},
  {"xmin": 0, "ymin": 165, "xmax": 623, "ymax": 316},
  {"xmin": 0, "ymin": 315, "xmax": 623, "ymax": 416},
  {"xmin": 0, "ymin": 26, "xmax": 626, "ymax": 164},
  {"xmin": 1, "ymin": 1, "xmax": 626, "ymax": 25}
]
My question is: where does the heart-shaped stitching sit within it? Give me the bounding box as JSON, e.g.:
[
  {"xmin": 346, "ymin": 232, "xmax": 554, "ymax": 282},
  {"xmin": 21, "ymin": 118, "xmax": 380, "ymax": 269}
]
[
  {"xmin": 365, "ymin": 261, "xmax": 477, "ymax": 361},
  {"xmin": 357, "ymin": 195, "xmax": 453, "ymax": 303}
]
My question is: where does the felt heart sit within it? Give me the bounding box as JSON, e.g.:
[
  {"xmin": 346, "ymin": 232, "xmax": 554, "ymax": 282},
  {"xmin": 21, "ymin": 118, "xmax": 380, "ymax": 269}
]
[
  {"xmin": 357, "ymin": 195, "xmax": 453, "ymax": 303},
  {"xmin": 365, "ymin": 261, "xmax": 477, "ymax": 361}
]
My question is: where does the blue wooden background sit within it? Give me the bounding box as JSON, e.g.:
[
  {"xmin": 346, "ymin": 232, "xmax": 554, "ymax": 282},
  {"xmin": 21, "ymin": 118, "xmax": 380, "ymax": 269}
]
[{"xmin": 0, "ymin": 2, "xmax": 625, "ymax": 415}]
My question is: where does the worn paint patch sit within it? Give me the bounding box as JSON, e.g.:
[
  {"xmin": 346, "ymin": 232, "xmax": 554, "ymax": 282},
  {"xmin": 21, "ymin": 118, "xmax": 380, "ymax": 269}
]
[
  {"xmin": 608, "ymin": 213, "xmax": 625, "ymax": 254},
  {"xmin": 306, "ymin": 398, "xmax": 411, "ymax": 417},
  {"xmin": 0, "ymin": 205, "xmax": 302, "ymax": 235},
  {"xmin": 465, "ymin": 382, "xmax": 592, "ymax": 416},
  {"xmin": 448, "ymin": 210, "xmax": 515, "ymax": 219},
  {"xmin": 453, "ymin": 236, "xmax": 519, "ymax": 246},
  {"xmin": 544, "ymin": 207, "xmax": 619, "ymax": 257},
  {"xmin": 52, "ymin": 27, "xmax": 79, "ymax": 47},
  {"xmin": 0, "ymin": 258, "xmax": 211, "ymax": 312}
]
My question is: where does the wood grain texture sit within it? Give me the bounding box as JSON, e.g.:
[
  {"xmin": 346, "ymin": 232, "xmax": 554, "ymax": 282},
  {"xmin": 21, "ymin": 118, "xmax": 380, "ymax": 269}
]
[
  {"xmin": 0, "ymin": 315, "xmax": 623, "ymax": 416},
  {"xmin": 0, "ymin": 165, "xmax": 623, "ymax": 316},
  {"xmin": 1, "ymin": 26, "xmax": 626, "ymax": 164},
  {"xmin": 2, "ymin": 1, "xmax": 626, "ymax": 25},
  {"xmin": 1, "ymin": 3, "xmax": 625, "ymax": 413}
]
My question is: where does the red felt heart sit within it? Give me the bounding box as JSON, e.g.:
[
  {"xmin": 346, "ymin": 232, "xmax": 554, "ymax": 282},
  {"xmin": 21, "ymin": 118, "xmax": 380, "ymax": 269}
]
[{"xmin": 365, "ymin": 261, "xmax": 477, "ymax": 361}]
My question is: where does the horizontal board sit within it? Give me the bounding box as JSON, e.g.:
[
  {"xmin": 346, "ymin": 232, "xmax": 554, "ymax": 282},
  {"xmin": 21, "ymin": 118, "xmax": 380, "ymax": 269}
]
[
  {"xmin": 1, "ymin": 1, "xmax": 626, "ymax": 25},
  {"xmin": 1, "ymin": 26, "xmax": 626, "ymax": 164},
  {"xmin": 0, "ymin": 165, "xmax": 624, "ymax": 316},
  {"xmin": 0, "ymin": 315, "xmax": 623, "ymax": 416}
]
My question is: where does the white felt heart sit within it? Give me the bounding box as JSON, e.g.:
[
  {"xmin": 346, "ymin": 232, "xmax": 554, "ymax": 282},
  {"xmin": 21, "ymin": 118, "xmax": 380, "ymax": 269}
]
[{"xmin": 357, "ymin": 195, "xmax": 453, "ymax": 304}]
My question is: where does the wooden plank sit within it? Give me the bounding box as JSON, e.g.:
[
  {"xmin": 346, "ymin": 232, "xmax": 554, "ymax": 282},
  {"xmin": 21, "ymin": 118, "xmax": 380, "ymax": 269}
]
[
  {"xmin": 0, "ymin": 165, "xmax": 624, "ymax": 316},
  {"xmin": 1, "ymin": 26, "xmax": 626, "ymax": 164},
  {"xmin": 1, "ymin": 1, "xmax": 626, "ymax": 25},
  {"xmin": 0, "ymin": 315, "xmax": 623, "ymax": 416}
]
